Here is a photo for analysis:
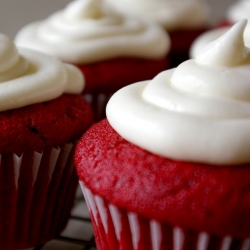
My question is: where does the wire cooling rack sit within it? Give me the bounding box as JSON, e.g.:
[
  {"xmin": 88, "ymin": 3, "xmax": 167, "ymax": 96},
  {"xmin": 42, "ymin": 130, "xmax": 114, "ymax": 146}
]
[{"xmin": 32, "ymin": 186, "xmax": 97, "ymax": 250}]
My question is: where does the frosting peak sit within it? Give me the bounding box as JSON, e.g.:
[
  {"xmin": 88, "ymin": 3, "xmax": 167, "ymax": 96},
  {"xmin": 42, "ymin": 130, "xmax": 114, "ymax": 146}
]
[
  {"xmin": 0, "ymin": 33, "xmax": 84, "ymax": 112},
  {"xmin": 196, "ymin": 19, "xmax": 249, "ymax": 67},
  {"xmin": 107, "ymin": 20, "xmax": 250, "ymax": 165},
  {"xmin": 64, "ymin": 0, "xmax": 105, "ymax": 20},
  {"xmin": 15, "ymin": 0, "xmax": 170, "ymax": 64},
  {"xmin": 227, "ymin": 0, "xmax": 250, "ymax": 24}
]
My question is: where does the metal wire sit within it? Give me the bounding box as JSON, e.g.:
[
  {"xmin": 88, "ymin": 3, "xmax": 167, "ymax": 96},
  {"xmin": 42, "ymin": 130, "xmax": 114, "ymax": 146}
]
[{"xmin": 36, "ymin": 194, "xmax": 97, "ymax": 250}]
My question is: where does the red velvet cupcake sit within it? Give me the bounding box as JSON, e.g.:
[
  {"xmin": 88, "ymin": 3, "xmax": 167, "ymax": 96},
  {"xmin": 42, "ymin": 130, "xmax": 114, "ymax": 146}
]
[
  {"xmin": 75, "ymin": 21, "xmax": 250, "ymax": 250},
  {"xmin": 0, "ymin": 33, "xmax": 93, "ymax": 249},
  {"xmin": 105, "ymin": 0, "xmax": 210, "ymax": 67},
  {"xmin": 15, "ymin": 0, "xmax": 170, "ymax": 121}
]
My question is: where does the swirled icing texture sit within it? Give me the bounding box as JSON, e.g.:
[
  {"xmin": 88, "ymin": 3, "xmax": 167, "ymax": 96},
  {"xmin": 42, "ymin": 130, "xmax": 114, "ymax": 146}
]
[
  {"xmin": 190, "ymin": 0, "xmax": 250, "ymax": 58},
  {"xmin": 107, "ymin": 20, "xmax": 250, "ymax": 165},
  {"xmin": 105, "ymin": 0, "xmax": 209, "ymax": 31},
  {"xmin": 190, "ymin": 27, "xmax": 229, "ymax": 58},
  {"xmin": 0, "ymin": 33, "xmax": 84, "ymax": 112},
  {"xmin": 15, "ymin": 0, "xmax": 170, "ymax": 64},
  {"xmin": 227, "ymin": 0, "xmax": 250, "ymax": 23},
  {"xmin": 190, "ymin": 24, "xmax": 250, "ymax": 58}
]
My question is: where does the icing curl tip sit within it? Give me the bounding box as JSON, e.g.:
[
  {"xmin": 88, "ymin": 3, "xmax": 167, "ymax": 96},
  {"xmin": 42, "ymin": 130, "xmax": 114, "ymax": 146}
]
[{"xmin": 196, "ymin": 19, "xmax": 248, "ymax": 67}]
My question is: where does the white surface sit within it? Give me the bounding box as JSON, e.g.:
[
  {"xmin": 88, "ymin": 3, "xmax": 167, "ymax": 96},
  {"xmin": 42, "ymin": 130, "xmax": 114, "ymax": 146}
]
[{"xmin": 0, "ymin": 0, "xmax": 236, "ymax": 39}]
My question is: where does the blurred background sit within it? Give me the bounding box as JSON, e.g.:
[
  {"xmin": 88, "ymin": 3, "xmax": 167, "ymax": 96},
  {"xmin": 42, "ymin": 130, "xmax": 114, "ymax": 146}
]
[{"xmin": 0, "ymin": 0, "xmax": 236, "ymax": 38}]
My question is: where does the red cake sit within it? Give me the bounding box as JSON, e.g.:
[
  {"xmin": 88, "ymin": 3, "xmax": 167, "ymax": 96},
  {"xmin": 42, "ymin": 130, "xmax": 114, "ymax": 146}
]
[
  {"xmin": 0, "ymin": 95, "xmax": 92, "ymax": 155},
  {"xmin": 168, "ymin": 28, "xmax": 208, "ymax": 67},
  {"xmin": 0, "ymin": 95, "xmax": 93, "ymax": 250},
  {"xmin": 15, "ymin": 0, "xmax": 170, "ymax": 121},
  {"xmin": 75, "ymin": 21, "xmax": 250, "ymax": 250},
  {"xmin": 0, "ymin": 33, "xmax": 93, "ymax": 249},
  {"xmin": 76, "ymin": 119, "xmax": 250, "ymax": 250},
  {"xmin": 77, "ymin": 57, "xmax": 168, "ymax": 120}
]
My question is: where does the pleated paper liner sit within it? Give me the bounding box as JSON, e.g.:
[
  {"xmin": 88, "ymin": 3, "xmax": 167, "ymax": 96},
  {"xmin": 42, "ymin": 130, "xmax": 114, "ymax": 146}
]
[
  {"xmin": 0, "ymin": 142, "xmax": 78, "ymax": 250},
  {"xmin": 80, "ymin": 182, "xmax": 250, "ymax": 250}
]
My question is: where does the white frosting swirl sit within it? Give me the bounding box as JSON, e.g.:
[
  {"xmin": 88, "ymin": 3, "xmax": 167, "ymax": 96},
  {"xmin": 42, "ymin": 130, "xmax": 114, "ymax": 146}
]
[
  {"xmin": 107, "ymin": 20, "xmax": 250, "ymax": 165},
  {"xmin": 227, "ymin": 0, "xmax": 250, "ymax": 23},
  {"xmin": 105, "ymin": 0, "xmax": 209, "ymax": 31},
  {"xmin": 190, "ymin": 0, "xmax": 250, "ymax": 59},
  {"xmin": 15, "ymin": 0, "xmax": 170, "ymax": 64},
  {"xmin": 0, "ymin": 33, "xmax": 84, "ymax": 112},
  {"xmin": 190, "ymin": 27, "xmax": 229, "ymax": 59}
]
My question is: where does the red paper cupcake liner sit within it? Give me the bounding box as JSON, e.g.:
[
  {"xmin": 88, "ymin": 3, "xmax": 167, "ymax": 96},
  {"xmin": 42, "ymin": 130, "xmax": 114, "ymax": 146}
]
[
  {"xmin": 0, "ymin": 142, "xmax": 78, "ymax": 250},
  {"xmin": 80, "ymin": 181, "xmax": 250, "ymax": 250}
]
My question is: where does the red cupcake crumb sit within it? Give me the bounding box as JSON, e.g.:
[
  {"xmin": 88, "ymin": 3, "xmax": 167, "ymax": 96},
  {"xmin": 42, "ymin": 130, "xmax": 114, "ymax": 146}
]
[
  {"xmin": 0, "ymin": 94, "xmax": 93, "ymax": 155},
  {"xmin": 77, "ymin": 57, "xmax": 169, "ymax": 94},
  {"xmin": 75, "ymin": 119, "xmax": 250, "ymax": 239}
]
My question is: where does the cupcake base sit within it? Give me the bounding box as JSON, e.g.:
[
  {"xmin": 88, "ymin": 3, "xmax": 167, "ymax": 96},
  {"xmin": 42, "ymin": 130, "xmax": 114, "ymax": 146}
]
[
  {"xmin": 80, "ymin": 182, "xmax": 250, "ymax": 250},
  {"xmin": 77, "ymin": 57, "xmax": 168, "ymax": 121},
  {"xmin": 0, "ymin": 142, "xmax": 78, "ymax": 250}
]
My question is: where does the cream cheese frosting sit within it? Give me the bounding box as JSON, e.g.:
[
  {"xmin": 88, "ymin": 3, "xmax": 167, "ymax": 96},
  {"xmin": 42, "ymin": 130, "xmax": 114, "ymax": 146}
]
[
  {"xmin": 15, "ymin": 0, "xmax": 170, "ymax": 64},
  {"xmin": 190, "ymin": 24, "xmax": 250, "ymax": 58},
  {"xmin": 107, "ymin": 20, "xmax": 250, "ymax": 165},
  {"xmin": 0, "ymin": 33, "xmax": 84, "ymax": 112},
  {"xmin": 227, "ymin": 0, "xmax": 250, "ymax": 23},
  {"xmin": 190, "ymin": 0, "xmax": 250, "ymax": 59},
  {"xmin": 105, "ymin": 0, "xmax": 209, "ymax": 31},
  {"xmin": 189, "ymin": 27, "xmax": 229, "ymax": 59}
]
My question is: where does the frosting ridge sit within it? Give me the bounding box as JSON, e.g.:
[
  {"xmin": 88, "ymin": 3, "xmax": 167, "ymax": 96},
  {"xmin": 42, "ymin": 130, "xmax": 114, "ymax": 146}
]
[
  {"xmin": 107, "ymin": 21, "xmax": 250, "ymax": 165},
  {"xmin": 15, "ymin": 0, "xmax": 170, "ymax": 64},
  {"xmin": 0, "ymin": 33, "xmax": 84, "ymax": 112},
  {"xmin": 105, "ymin": 0, "xmax": 209, "ymax": 31},
  {"xmin": 191, "ymin": 1, "xmax": 250, "ymax": 59},
  {"xmin": 195, "ymin": 19, "xmax": 248, "ymax": 66}
]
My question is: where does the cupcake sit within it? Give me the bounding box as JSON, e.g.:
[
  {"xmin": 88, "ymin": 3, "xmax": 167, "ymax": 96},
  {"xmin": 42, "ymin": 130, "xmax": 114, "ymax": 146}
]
[
  {"xmin": 0, "ymin": 33, "xmax": 93, "ymax": 249},
  {"xmin": 105, "ymin": 0, "xmax": 210, "ymax": 67},
  {"xmin": 14, "ymin": 0, "xmax": 170, "ymax": 121},
  {"xmin": 75, "ymin": 20, "xmax": 250, "ymax": 250}
]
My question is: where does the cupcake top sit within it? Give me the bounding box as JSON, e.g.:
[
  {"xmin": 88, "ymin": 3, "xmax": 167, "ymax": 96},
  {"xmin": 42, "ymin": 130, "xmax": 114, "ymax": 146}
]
[
  {"xmin": 105, "ymin": 0, "xmax": 209, "ymax": 31},
  {"xmin": 107, "ymin": 20, "xmax": 250, "ymax": 165},
  {"xmin": 189, "ymin": 19, "xmax": 250, "ymax": 58},
  {"xmin": 15, "ymin": 0, "xmax": 170, "ymax": 64},
  {"xmin": 227, "ymin": 0, "xmax": 250, "ymax": 23},
  {"xmin": 190, "ymin": 0, "xmax": 250, "ymax": 59},
  {"xmin": 189, "ymin": 27, "xmax": 229, "ymax": 58},
  {"xmin": 0, "ymin": 33, "xmax": 84, "ymax": 112}
]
